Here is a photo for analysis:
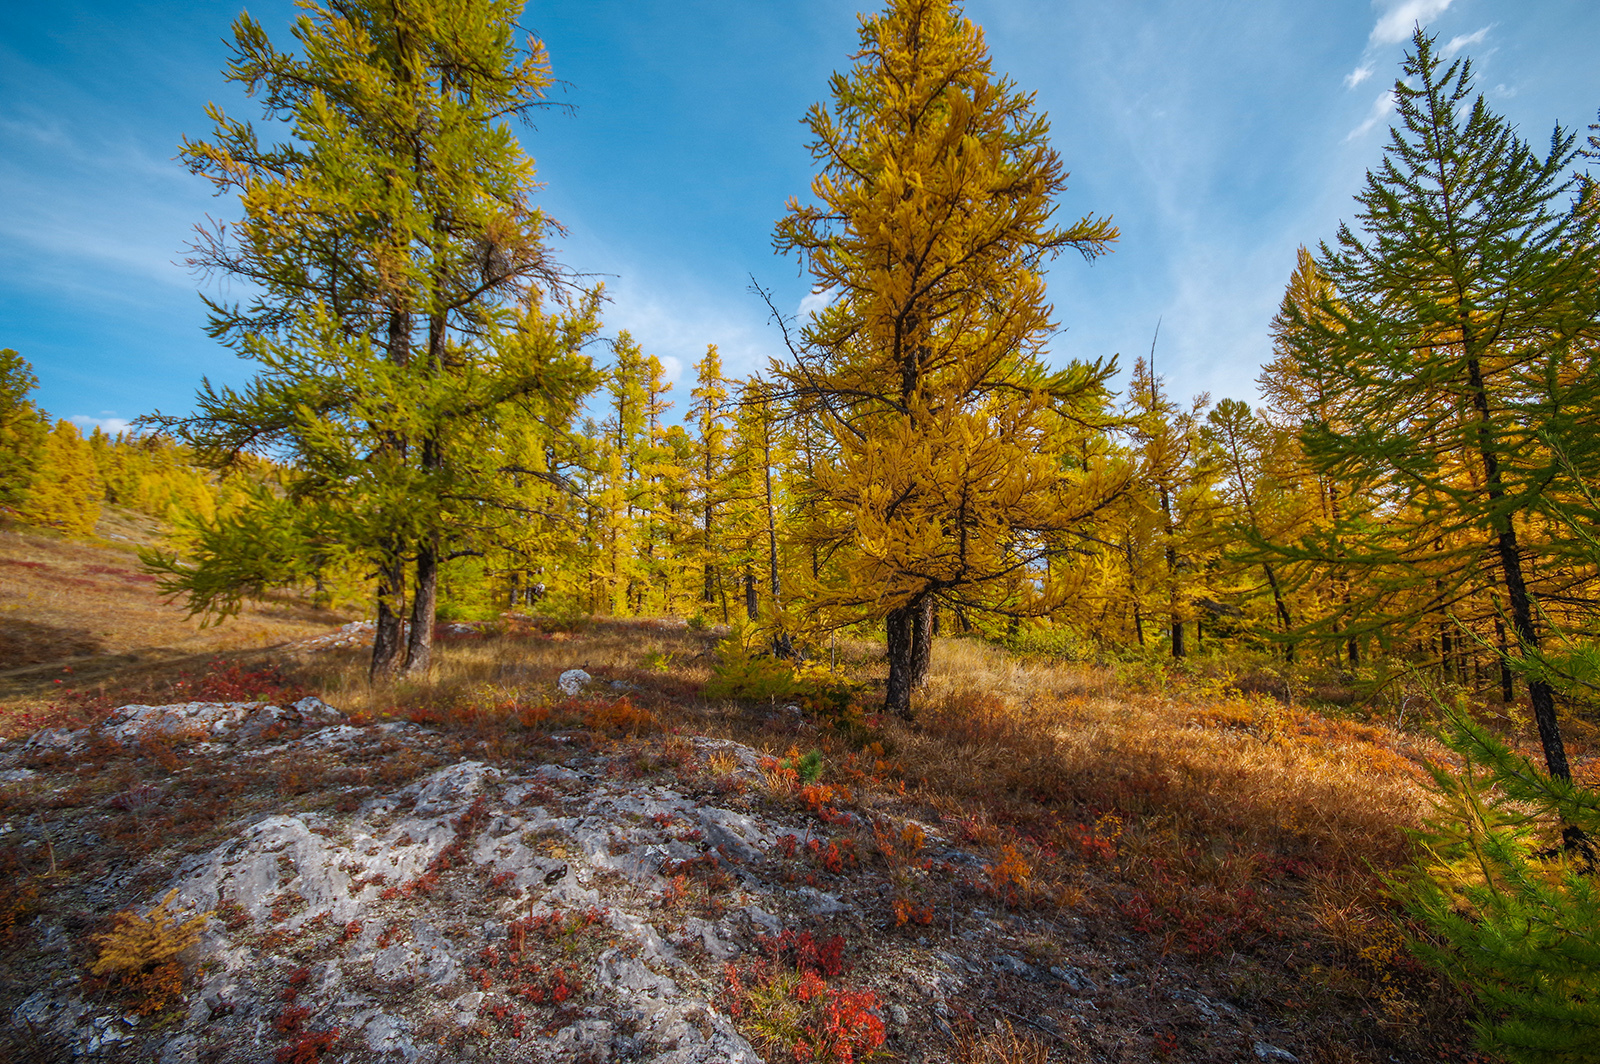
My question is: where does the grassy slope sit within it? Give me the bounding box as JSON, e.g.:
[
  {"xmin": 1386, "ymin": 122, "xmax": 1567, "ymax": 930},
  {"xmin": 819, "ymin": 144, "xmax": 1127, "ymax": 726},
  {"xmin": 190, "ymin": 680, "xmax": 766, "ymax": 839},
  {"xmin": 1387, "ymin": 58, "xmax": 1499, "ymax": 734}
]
[
  {"xmin": 249, "ymin": 621, "xmax": 1492, "ymax": 1059},
  {"xmin": 0, "ymin": 509, "xmax": 353, "ymax": 720}
]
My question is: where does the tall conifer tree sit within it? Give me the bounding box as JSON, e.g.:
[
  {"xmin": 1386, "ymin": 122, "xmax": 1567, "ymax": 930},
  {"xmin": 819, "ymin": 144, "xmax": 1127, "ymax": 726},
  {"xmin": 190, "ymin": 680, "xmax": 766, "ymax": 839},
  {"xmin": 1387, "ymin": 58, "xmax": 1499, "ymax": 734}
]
[
  {"xmin": 155, "ymin": 0, "xmax": 598, "ymax": 677},
  {"xmin": 0, "ymin": 349, "xmax": 46, "ymax": 514},
  {"xmin": 775, "ymin": 0, "xmax": 1123, "ymax": 717},
  {"xmin": 1281, "ymin": 31, "xmax": 1600, "ymax": 777}
]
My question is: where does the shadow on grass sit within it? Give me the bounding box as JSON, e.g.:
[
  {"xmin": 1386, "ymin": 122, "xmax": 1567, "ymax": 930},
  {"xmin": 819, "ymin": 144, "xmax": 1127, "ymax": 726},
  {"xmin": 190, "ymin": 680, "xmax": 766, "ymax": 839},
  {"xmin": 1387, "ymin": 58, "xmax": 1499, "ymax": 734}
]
[{"xmin": 0, "ymin": 618, "xmax": 106, "ymax": 669}]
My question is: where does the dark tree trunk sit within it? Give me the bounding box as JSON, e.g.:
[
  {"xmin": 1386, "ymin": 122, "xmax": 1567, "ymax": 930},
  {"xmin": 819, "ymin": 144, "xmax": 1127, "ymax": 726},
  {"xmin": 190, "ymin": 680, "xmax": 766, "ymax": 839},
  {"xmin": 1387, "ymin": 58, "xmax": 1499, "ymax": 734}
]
[
  {"xmin": 908, "ymin": 596, "xmax": 934, "ymax": 690},
  {"xmin": 1496, "ymin": 525, "xmax": 1568, "ymax": 778},
  {"xmin": 1464, "ymin": 352, "xmax": 1569, "ymax": 779},
  {"xmin": 885, "ymin": 603, "xmax": 916, "ymax": 720},
  {"xmin": 744, "ymin": 569, "xmax": 758, "ymax": 622},
  {"xmin": 1263, "ymin": 563, "xmax": 1294, "ymax": 663},
  {"xmin": 1170, "ymin": 620, "xmax": 1184, "ymax": 660},
  {"xmin": 402, "ymin": 535, "xmax": 438, "ymax": 677},
  {"xmin": 1495, "ymin": 618, "xmax": 1515, "ymax": 703},
  {"xmin": 370, "ymin": 549, "xmax": 406, "ymax": 681}
]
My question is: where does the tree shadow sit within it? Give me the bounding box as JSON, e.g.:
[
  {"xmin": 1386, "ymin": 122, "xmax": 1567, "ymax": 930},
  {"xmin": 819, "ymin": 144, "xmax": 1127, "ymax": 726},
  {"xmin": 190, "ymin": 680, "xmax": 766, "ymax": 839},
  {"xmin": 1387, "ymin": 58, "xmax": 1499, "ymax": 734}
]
[{"xmin": 0, "ymin": 618, "xmax": 105, "ymax": 669}]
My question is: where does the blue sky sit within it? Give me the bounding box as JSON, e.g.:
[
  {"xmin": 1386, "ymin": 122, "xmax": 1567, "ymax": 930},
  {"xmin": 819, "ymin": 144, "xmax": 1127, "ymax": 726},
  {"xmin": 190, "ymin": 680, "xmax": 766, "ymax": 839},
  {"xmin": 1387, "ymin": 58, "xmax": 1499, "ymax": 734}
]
[{"xmin": 2, "ymin": 0, "xmax": 1598, "ymax": 434}]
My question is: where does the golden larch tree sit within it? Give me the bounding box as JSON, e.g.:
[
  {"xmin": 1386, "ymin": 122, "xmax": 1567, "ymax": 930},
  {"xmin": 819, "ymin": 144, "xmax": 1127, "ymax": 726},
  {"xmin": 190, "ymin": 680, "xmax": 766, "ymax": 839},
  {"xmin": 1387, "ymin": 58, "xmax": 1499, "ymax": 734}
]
[{"xmin": 775, "ymin": 0, "xmax": 1124, "ymax": 717}]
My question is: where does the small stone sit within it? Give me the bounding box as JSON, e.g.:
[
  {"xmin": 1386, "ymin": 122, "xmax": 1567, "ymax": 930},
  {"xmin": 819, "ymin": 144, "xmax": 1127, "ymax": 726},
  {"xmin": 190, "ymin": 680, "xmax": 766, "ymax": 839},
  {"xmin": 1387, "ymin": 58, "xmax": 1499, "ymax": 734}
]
[
  {"xmin": 1255, "ymin": 1043, "xmax": 1300, "ymax": 1063},
  {"xmin": 1049, "ymin": 965, "xmax": 1099, "ymax": 994},
  {"xmin": 994, "ymin": 954, "xmax": 1041, "ymax": 981},
  {"xmin": 558, "ymin": 669, "xmax": 591, "ymax": 696}
]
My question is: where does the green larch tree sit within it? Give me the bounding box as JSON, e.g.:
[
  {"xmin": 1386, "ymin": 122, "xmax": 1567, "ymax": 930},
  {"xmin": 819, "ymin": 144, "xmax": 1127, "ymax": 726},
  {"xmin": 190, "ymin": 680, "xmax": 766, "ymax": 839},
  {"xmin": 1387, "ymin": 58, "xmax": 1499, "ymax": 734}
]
[
  {"xmin": 1280, "ymin": 31, "xmax": 1600, "ymax": 777},
  {"xmin": 155, "ymin": 0, "xmax": 598, "ymax": 678}
]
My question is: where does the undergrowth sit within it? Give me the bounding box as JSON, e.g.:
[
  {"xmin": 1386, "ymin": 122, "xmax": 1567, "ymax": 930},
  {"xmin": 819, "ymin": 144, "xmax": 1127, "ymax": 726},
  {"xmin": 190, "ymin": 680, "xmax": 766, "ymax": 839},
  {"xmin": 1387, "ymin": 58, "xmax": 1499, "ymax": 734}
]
[{"xmin": 86, "ymin": 889, "xmax": 210, "ymax": 1016}]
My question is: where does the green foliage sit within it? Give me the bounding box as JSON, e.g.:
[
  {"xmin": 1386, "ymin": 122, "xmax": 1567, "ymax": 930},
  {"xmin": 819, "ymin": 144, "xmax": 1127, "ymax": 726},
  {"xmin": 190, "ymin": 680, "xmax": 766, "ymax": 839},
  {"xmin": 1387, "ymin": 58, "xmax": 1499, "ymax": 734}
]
[
  {"xmin": 1401, "ymin": 711, "xmax": 1600, "ymax": 1063},
  {"xmin": 1269, "ymin": 28, "xmax": 1600, "ymax": 773},
  {"xmin": 782, "ymin": 748, "xmax": 825, "ymax": 784},
  {"xmin": 704, "ymin": 627, "xmax": 854, "ymax": 705},
  {"xmin": 164, "ymin": 0, "xmax": 603, "ymax": 678},
  {"xmin": 703, "ymin": 629, "xmax": 808, "ymax": 701}
]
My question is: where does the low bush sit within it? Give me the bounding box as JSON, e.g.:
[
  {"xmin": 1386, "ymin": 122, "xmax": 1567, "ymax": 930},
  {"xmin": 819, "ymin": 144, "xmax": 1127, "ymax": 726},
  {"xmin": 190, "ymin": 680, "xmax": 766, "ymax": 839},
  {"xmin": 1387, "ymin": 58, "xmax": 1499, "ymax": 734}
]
[{"xmin": 87, "ymin": 889, "xmax": 210, "ymax": 1016}]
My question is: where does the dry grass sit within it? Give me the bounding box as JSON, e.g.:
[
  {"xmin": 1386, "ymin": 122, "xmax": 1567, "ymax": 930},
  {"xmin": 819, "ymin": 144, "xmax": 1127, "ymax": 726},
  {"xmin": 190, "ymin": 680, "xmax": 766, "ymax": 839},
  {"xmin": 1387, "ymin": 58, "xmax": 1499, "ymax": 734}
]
[
  {"xmin": 907, "ymin": 637, "xmax": 1435, "ymax": 874},
  {"xmin": 0, "ymin": 601, "xmax": 1488, "ymax": 1061},
  {"xmin": 0, "ymin": 513, "xmax": 352, "ymax": 720},
  {"xmin": 290, "ymin": 616, "xmax": 717, "ymax": 723}
]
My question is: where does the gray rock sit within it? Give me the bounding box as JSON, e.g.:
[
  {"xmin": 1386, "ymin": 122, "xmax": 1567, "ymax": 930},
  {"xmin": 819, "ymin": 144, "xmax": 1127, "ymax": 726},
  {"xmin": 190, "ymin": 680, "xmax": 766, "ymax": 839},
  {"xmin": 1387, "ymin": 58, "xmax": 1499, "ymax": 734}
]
[
  {"xmin": 994, "ymin": 954, "xmax": 1042, "ymax": 980},
  {"xmin": 1255, "ymin": 1043, "xmax": 1300, "ymax": 1063},
  {"xmin": 696, "ymin": 805, "xmax": 772, "ymax": 864},
  {"xmin": 558, "ymin": 668, "xmax": 591, "ymax": 695},
  {"xmin": 159, "ymin": 1032, "xmax": 200, "ymax": 1064},
  {"xmin": 682, "ymin": 916, "xmax": 740, "ymax": 960},
  {"xmin": 597, "ymin": 948, "xmax": 678, "ymax": 1000},
  {"xmin": 1050, "ymin": 964, "xmax": 1099, "ymax": 994},
  {"xmin": 364, "ymin": 1012, "xmax": 419, "ymax": 1061},
  {"xmin": 798, "ymin": 886, "xmax": 852, "ymax": 915}
]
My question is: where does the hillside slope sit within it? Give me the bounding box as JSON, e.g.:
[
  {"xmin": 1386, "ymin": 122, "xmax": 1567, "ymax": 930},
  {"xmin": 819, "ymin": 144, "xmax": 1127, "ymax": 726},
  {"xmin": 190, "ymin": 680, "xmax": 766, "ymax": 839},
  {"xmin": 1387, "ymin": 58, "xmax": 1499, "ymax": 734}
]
[{"xmin": 0, "ymin": 512, "xmax": 351, "ymax": 707}]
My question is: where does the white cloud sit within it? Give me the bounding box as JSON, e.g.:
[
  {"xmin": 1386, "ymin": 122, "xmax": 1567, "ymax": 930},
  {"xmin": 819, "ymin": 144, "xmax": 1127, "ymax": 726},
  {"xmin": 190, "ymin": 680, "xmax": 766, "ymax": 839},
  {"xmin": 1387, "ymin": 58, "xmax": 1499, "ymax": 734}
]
[
  {"xmin": 1370, "ymin": 0, "xmax": 1456, "ymax": 47},
  {"xmin": 70, "ymin": 414, "xmax": 134, "ymax": 435},
  {"xmin": 1344, "ymin": 65, "xmax": 1374, "ymax": 89},
  {"xmin": 1442, "ymin": 25, "xmax": 1492, "ymax": 58},
  {"xmin": 797, "ymin": 286, "xmax": 835, "ymax": 319},
  {"xmin": 1347, "ymin": 89, "xmax": 1397, "ymax": 141}
]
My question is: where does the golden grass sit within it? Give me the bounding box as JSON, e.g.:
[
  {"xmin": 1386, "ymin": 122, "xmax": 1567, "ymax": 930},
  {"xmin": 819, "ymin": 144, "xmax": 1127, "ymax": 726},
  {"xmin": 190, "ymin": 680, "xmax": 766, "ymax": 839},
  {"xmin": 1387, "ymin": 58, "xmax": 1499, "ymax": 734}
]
[
  {"xmin": 905, "ymin": 637, "xmax": 1436, "ymax": 875},
  {"xmin": 0, "ymin": 514, "xmax": 352, "ymax": 718},
  {"xmin": 289, "ymin": 617, "xmax": 715, "ymax": 722}
]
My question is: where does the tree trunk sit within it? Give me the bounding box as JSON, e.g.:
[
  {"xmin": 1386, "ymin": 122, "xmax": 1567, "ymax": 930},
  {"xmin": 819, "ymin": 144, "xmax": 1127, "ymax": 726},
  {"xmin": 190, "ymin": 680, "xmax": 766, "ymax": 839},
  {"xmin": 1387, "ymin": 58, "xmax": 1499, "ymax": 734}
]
[
  {"xmin": 1495, "ymin": 524, "xmax": 1568, "ymax": 778},
  {"xmin": 1495, "ymin": 618, "xmax": 1515, "ymax": 703},
  {"xmin": 1465, "ymin": 353, "xmax": 1569, "ymax": 779},
  {"xmin": 1262, "ymin": 562, "xmax": 1294, "ymax": 663},
  {"xmin": 908, "ymin": 596, "xmax": 934, "ymax": 690},
  {"xmin": 884, "ymin": 602, "xmax": 917, "ymax": 719},
  {"xmin": 370, "ymin": 548, "xmax": 406, "ymax": 681},
  {"xmin": 744, "ymin": 569, "xmax": 758, "ymax": 622},
  {"xmin": 402, "ymin": 535, "xmax": 438, "ymax": 676},
  {"xmin": 763, "ymin": 424, "xmax": 792, "ymax": 657}
]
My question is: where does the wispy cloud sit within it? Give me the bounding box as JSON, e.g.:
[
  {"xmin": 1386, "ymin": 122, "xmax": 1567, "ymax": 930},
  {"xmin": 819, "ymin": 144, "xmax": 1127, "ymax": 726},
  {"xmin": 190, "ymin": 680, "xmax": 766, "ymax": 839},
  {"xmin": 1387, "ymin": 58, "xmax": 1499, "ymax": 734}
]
[
  {"xmin": 1347, "ymin": 89, "xmax": 1397, "ymax": 141},
  {"xmin": 1441, "ymin": 25, "xmax": 1492, "ymax": 58},
  {"xmin": 1369, "ymin": 0, "xmax": 1456, "ymax": 47},
  {"xmin": 796, "ymin": 286, "xmax": 834, "ymax": 319},
  {"xmin": 70, "ymin": 413, "xmax": 135, "ymax": 435},
  {"xmin": 1346, "ymin": 0, "xmax": 1458, "ymax": 86}
]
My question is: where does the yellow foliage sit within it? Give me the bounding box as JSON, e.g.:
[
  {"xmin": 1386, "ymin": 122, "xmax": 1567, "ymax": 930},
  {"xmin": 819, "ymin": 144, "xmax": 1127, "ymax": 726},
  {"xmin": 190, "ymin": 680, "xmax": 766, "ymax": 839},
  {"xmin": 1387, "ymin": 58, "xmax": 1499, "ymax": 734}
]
[{"xmin": 90, "ymin": 889, "xmax": 210, "ymax": 1015}]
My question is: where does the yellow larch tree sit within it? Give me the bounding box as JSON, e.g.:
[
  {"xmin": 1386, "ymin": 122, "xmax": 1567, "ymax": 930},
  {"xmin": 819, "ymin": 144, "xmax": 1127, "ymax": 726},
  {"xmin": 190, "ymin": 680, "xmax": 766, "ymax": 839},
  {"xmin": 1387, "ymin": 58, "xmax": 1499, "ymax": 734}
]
[{"xmin": 775, "ymin": 0, "xmax": 1125, "ymax": 717}]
